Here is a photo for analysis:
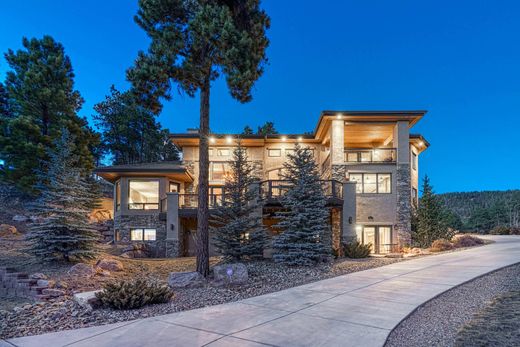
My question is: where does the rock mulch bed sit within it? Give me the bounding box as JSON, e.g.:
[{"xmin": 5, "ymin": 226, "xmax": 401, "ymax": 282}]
[
  {"xmin": 385, "ymin": 263, "xmax": 520, "ymax": 347},
  {"xmin": 0, "ymin": 257, "xmax": 399, "ymax": 339}
]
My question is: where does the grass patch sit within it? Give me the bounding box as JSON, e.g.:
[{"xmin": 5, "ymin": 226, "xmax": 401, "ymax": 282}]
[{"xmin": 455, "ymin": 291, "xmax": 520, "ymax": 347}]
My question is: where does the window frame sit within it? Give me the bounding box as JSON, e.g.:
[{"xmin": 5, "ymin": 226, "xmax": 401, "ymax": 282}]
[
  {"xmin": 130, "ymin": 228, "xmax": 157, "ymax": 241},
  {"xmin": 412, "ymin": 151, "xmax": 418, "ymax": 170},
  {"xmin": 115, "ymin": 180, "xmax": 121, "ymax": 211},
  {"xmin": 268, "ymin": 148, "xmax": 282, "ymax": 157},
  {"xmin": 127, "ymin": 179, "xmax": 160, "ymax": 210},
  {"xmin": 210, "ymin": 161, "xmax": 231, "ymax": 182},
  {"xmin": 348, "ymin": 173, "xmax": 392, "ymax": 194}
]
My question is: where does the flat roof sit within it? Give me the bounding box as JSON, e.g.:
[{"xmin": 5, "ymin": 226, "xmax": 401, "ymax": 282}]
[{"xmin": 95, "ymin": 161, "xmax": 193, "ymax": 183}]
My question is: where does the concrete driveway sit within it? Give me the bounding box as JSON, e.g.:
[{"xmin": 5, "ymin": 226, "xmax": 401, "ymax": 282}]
[{"xmin": 3, "ymin": 235, "xmax": 519, "ymax": 347}]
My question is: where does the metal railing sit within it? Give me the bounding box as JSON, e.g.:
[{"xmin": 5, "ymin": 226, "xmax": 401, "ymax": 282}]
[
  {"xmin": 344, "ymin": 148, "xmax": 396, "ymax": 163},
  {"xmin": 128, "ymin": 202, "xmax": 159, "ymax": 210},
  {"xmin": 260, "ymin": 179, "xmax": 343, "ymax": 200},
  {"xmin": 178, "ymin": 194, "xmax": 224, "ymax": 209}
]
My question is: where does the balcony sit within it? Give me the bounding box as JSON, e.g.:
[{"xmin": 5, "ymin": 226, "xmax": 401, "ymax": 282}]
[
  {"xmin": 260, "ymin": 179, "xmax": 343, "ymax": 207},
  {"xmin": 344, "ymin": 148, "xmax": 396, "ymax": 163}
]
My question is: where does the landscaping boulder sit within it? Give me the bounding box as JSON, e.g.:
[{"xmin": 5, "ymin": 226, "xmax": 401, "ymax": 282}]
[
  {"xmin": 168, "ymin": 271, "xmax": 205, "ymax": 288},
  {"xmin": 68, "ymin": 263, "xmax": 96, "ymax": 277},
  {"xmin": 12, "ymin": 215, "xmax": 28, "ymax": 222},
  {"xmin": 213, "ymin": 263, "xmax": 248, "ymax": 286},
  {"xmin": 29, "ymin": 273, "xmax": 48, "ymax": 280},
  {"xmin": 42, "ymin": 288, "xmax": 65, "ymax": 297},
  {"xmin": 96, "ymin": 269, "xmax": 111, "ymax": 277},
  {"xmin": 73, "ymin": 290, "xmax": 101, "ymax": 310},
  {"xmin": 0, "ymin": 224, "xmax": 18, "ymax": 237},
  {"xmin": 37, "ymin": 279, "xmax": 55, "ymax": 288},
  {"xmin": 96, "ymin": 258, "xmax": 124, "ymax": 272}
]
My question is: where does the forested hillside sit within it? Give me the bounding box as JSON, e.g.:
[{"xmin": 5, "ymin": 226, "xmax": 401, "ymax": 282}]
[{"xmin": 438, "ymin": 190, "xmax": 520, "ymax": 232}]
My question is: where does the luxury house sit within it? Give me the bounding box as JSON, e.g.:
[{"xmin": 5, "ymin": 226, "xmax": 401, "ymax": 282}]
[{"xmin": 95, "ymin": 110, "xmax": 429, "ymax": 258}]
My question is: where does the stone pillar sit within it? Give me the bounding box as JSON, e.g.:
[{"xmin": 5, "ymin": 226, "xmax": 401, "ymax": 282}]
[
  {"xmin": 342, "ymin": 181, "xmax": 357, "ymax": 243},
  {"xmin": 394, "ymin": 121, "xmax": 412, "ymax": 248},
  {"xmin": 165, "ymin": 192, "xmax": 181, "ymax": 257},
  {"xmin": 330, "ymin": 119, "xmax": 345, "ymax": 182}
]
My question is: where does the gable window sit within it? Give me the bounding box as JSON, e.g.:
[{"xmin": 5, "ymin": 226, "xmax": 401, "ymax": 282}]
[
  {"xmin": 115, "ymin": 180, "xmax": 121, "ymax": 211},
  {"xmin": 348, "ymin": 173, "xmax": 392, "ymax": 194},
  {"xmin": 210, "ymin": 162, "xmax": 231, "ymax": 181},
  {"xmin": 268, "ymin": 149, "xmax": 281, "ymax": 157},
  {"xmin": 128, "ymin": 180, "xmax": 159, "ymax": 209},
  {"xmin": 130, "ymin": 228, "xmax": 156, "ymax": 241}
]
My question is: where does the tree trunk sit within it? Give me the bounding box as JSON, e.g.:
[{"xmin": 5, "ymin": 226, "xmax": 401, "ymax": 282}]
[{"xmin": 196, "ymin": 78, "xmax": 210, "ymax": 276}]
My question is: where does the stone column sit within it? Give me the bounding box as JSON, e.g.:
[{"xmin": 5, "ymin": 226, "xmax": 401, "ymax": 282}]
[
  {"xmin": 165, "ymin": 192, "xmax": 180, "ymax": 257},
  {"xmin": 342, "ymin": 181, "xmax": 357, "ymax": 243},
  {"xmin": 330, "ymin": 119, "xmax": 346, "ymax": 181},
  {"xmin": 394, "ymin": 121, "xmax": 412, "ymax": 248}
]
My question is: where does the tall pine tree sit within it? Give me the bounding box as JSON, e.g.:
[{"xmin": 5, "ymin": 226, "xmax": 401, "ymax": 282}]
[
  {"xmin": 211, "ymin": 143, "xmax": 267, "ymax": 260},
  {"xmin": 93, "ymin": 86, "xmax": 179, "ymax": 164},
  {"xmin": 412, "ymin": 175, "xmax": 453, "ymax": 247},
  {"xmin": 27, "ymin": 129, "xmax": 100, "ymax": 262},
  {"xmin": 273, "ymin": 145, "xmax": 331, "ymax": 266},
  {"xmin": 128, "ymin": 0, "xmax": 270, "ymax": 276},
  {"xmin": 0, "ymin": 36, "xmax": 100, "ymax": 192}
]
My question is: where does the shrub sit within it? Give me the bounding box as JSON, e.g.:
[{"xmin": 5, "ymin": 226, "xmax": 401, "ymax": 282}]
[
  {"xmin": 343, "ymin": 241, "xmax": 372, "ymax": 258},
  {"xmin": 430, "ymin": 239, "xmax": 454, "ymax": 252},
  {"xmin": 490, "ymin": 226, "xmax": 511, "ymax": 235},
  {"xmin": 96, "ymin": 278, "xmax": 173, "ymax": 310},
  {"xmin": 490, "ymin": 226, "xmax": 520, "ymax": 235},
  {"xmin": 453, "ymin": 235, "xmax": 485, "ymax": 248}
]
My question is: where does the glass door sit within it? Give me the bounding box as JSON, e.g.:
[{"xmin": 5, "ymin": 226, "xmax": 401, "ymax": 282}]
[
  {"xmin": 363, "ymin": 227, "xmax": 376, "ymax": 254},
  {"xmin": 378, "ymin": 227, "xmax": 392, "ymax": 254}
]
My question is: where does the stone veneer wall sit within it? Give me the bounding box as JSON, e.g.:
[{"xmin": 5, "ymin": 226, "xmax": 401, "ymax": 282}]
[
  {"xmin": 331, "ymin": 208, "xmax": 342, "ymax": 256},
  {"xmin": 395, "ymin": 163, "xmax": 412, "ymax": 247},
  {"xmin": 331, "ymin": 164, "xmax": 346, "ymax": 182},
  {"xmin": 113, "ymin": 214, "xmax": 179, "ymax": 257}
]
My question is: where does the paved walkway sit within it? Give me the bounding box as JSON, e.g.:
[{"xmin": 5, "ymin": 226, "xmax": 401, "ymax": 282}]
[{"xmin": 3, "ymin": 235, "xmax": 520, "ymax": 347}]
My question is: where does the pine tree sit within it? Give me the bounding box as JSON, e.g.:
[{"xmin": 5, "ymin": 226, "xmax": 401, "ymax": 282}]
[
  {"xmin": 93, "ymin": 86, "xmax": 179, "ymax": 164},
  {"xmin": 272, "ymin": 145, "xmax": 331, "ymax": 266},
  {"xmin": 27, "ymin": 129, "xmax": 100, "ymax": 262},
  {"xmin": 211, "ymin": 143, "xmax": 267, "ymax": 260},
  {"xmin": 257, "ymin": 121, "xmax": 277, "ymax": 136},
  {"xmin": 242, "ymin": 125, "xmax": 254, "ymax": 135},
  {"xmin": 0, "ymin": 36, "xmax": 100, "ymax": 193},
  {"xmin": 128, "ymin": 0, "xmax": 270, "ymax": 276},
  {"xmin": 412, "ymin": 175, "xmax": 453, "ymax": 247}
]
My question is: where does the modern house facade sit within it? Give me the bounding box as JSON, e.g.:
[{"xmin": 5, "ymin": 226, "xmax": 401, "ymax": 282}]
[{"xmin": 95, "ymin": 111, "xmax": 429, "ymax": 258}]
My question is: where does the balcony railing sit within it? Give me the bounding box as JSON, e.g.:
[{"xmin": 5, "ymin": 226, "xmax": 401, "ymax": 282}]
[
  {"xmin": 260, "ymin": 180, "xmax": 343, "ymax": 200},
  {"xmin": 344, "ymin": 148, "xmax": 396, "ymax": 163},
  {"xmin": 178, "ymin": 194, "xmax": 224, "ymax": 209}
]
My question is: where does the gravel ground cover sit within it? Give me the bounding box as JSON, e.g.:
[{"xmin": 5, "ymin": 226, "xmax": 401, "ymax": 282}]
[
  {"xmin": 455, "ymin": 290, "xmax": 520, "ymax": 347},
  {"xmin": 385, "ymin": 263, "xmax": 520, "ymax": 347},
  {"xmin": 0, "ymin": 255, "xmax": 399, "ymax": 339}
]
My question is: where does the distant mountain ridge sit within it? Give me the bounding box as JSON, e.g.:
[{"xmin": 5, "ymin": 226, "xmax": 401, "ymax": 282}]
[{"xmin": 438, "ymin": 190, "xmax": 520, "ymax": 232}]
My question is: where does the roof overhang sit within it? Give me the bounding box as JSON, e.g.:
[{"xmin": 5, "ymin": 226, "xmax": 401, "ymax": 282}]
[{"xmin": 95, "ymin": 163, "xmax": 193, "ymax": 183}]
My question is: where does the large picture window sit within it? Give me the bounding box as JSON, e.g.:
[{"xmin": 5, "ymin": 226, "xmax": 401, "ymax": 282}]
[
  {"xmin": 128, "ymin": 180, "xmax": 159, "ymax": 209},
  {"xmin": 348, "ymin": 173, "xmax": 392, "ymax": 194},
  {"xmin": 210, "ymin": 162, "xmax": 231, "ymax": 182}
]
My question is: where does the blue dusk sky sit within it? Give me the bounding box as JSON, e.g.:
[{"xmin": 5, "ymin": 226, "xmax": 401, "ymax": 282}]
[{"xmin": 1, "ymin": 0, "xmax": 519, "ymax": 193}]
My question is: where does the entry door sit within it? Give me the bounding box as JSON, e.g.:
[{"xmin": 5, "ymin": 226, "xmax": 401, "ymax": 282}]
[{"xmin": 363, "ymin": 227, "xmax": 376, "ymax": 254}]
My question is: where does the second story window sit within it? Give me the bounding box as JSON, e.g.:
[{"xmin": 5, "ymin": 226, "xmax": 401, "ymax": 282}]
[
  {"xmin": 268, "ymin": 149, "xmax": 281, "ymax": 157},
  {"xmin": 412, "ymin": 151, "xmax": 417, "ymax": 170},
  {"xmin": 348, "ymin": 173, "xmax": 392, "ymax": 194},
  {"xmin": 128, "ymin": 179, "xmax": 159, "ymax": 210},
  {"xmin": 210, "ymin": 162, "xmax": 231, "ymax": 182}
]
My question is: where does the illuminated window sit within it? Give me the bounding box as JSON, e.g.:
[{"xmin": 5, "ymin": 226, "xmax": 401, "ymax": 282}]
[
  {"xmin": 348, "ymin": 173, "xmax": 392, "ymax": 194},
  {"xmin": 268, "ymin": 149, "xmax": 281, "ymax": 157},
  {"xmin": 128, "ymin": 180, "xmax": 159, "ymax": 209},
  {"xmin": 210, "ymin": 162, "xmax": 231, "ymax": 181},
  {"xmin": 115, "ymin": 180, "xmax": 121, "ymax": 211},
  {"xmin": 169, "ymin": 182, "xmax": 180, "ymax": 193},
  {"xmin": 285, "ymin": 148, "xmax": 295, "ymax": 156},
  {"xmin": 130, "ymin": 228, "xmax": 156, "ymax": 241},
  {"xmin": 217, "ymin": 148, "xmax": 230, "ymax": 156}
]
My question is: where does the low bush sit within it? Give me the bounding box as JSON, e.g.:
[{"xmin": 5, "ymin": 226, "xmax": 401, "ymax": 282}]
[
  {"xmin": 96, "ymin": 278, "xmax": 173, "ymax": 310},
  {"xmin": 430, "ymin": 239, "xmax": 454, "ymax": 252},
  {"xmin": 490, "ymin": 226, "xmax": 520, "ymax": 235},
  {"xmin": 343, "ymin": 241, "xmax": 372, "ymax": 258},
  {"xmin": 453, "ymin": 235, "xmax": 485, "ymax": 248}
]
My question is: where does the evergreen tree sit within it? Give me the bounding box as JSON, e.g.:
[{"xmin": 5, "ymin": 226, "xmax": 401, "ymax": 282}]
[
  {"xmin": 412, "ymin": 175, "xmax": 454, "ymax": 247},
  {"xmin": 93, "ymin": 86, "xmax": 179, "ymax": 164},
  {"xmin": 128, "ymin": 0, "xmax": 270, "ymax": 276},
  {"xmin": 273, "ymin": 145, "xmax": 331, "ymax": 266},
  {"xmin": 211, "ymin": 143, "xmax": 267, "ymax": 260},
  {"xmin": 257, "ymin": 121, "xmax": 277, "ymax": 135},
  {"xmin": 0, "ymin": 36, "xmax": 100, "ymax": 192},
  {"xmin": 242, "ymin": 125, "xmax": 254, "ymax": 135},
  {"xmin": 0, "ymin": 82, "xmax": 10, "ymax": 118},
  {"xmin": 27, "ymin": 129, "xmax": 100, "ymax": 262}
]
